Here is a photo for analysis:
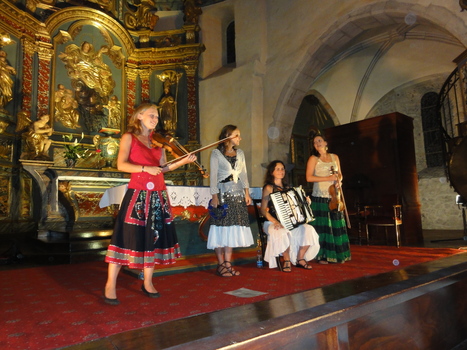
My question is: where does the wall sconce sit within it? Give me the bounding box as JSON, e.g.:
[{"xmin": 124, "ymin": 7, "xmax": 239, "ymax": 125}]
[{"xmin": 0, "ymin": 33, "xmax": 13, "ymax": 48}]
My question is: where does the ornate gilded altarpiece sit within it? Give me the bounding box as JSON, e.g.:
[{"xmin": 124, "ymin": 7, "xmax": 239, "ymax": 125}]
[{"xmin": 0, "ymin": 0, "xmax": 205, "ymax": 237}]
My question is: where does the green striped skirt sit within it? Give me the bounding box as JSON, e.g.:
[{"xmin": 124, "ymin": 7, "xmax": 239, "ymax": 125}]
[{"xmin": 310, "ymin": 196, "xmax": 351, "ymax": 263}]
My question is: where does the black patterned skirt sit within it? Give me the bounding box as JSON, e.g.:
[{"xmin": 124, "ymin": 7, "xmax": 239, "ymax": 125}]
[
  {"xmin": 207, "ymin": 181, "xmax": 254, "ymax": 249},
  {"xmin": 105, "ymin": 188, "xmax": 181, "ymax": 269}
]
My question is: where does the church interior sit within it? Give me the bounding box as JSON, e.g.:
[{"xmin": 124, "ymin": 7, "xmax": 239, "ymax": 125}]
[{"xmin": 1, "ymin": 0, "xmax": 467, "ymax": 349}]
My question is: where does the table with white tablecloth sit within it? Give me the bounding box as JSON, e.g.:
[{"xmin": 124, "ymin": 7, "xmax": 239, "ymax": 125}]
[
  {"xmin": 99, "ymin": 185, "xmax": 261, "ymax": 256},
  {"xmin": 99, "ymin": 185, "xmax": 261, "ymax": 209}
]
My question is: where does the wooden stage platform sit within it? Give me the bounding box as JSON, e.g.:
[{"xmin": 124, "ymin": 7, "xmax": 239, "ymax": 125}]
[{"xmin": 63, "ymin": 249, "xmax": 467, "ymax": 350}]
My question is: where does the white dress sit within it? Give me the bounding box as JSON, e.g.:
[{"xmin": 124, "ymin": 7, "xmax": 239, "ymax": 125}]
[
  {"xmin": 263, "ymin": 221, "xmax": 320, "ymax": 268},
  {"xmin": 262, "ymin": 184, "xmax": 320, "ymax": 268}
]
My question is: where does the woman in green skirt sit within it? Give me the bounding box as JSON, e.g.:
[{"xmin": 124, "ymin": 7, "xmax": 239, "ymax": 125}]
[{"xmin": 306, "ymin": 135, "xmax": 351, "ymax": 264}]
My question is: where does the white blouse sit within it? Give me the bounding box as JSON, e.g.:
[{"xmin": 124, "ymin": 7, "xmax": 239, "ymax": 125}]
[
  {"xmin": 209, "ymin": 148, "xmax": 249, "ymax": 195},
  {"xmin": 311, "ymin": 154, "xmax": 338, "ymax": 199}
]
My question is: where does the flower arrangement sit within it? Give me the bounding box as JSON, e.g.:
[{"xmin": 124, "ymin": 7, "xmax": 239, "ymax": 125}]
[{"xmin": 62, "ymin": 133, "xmax": 89, "ymax": 162}]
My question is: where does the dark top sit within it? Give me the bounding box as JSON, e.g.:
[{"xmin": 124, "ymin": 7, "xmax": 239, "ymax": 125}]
[{"xmin": 265, "ymin": 183, "xmax": 288, "ymax": 221}]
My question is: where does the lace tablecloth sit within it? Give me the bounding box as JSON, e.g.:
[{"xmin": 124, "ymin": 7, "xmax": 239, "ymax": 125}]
[{"xmin": 99, "ymin": 185, "xmax": 261, "ymax": 209}]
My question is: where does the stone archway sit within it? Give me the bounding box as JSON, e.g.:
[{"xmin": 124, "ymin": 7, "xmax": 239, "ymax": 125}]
[{"xmin": 267, "ymin": 1, "xmax": 466, "ymax": 162}]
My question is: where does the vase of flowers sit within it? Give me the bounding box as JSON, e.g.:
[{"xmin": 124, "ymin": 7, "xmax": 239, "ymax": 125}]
[
  {"xmin": 62, "ymin": 133, "xmax": 89, "ymax": 167},
  {"xmin": 65, "ymin": 158, "xmax": 77, "ymax": 168}
]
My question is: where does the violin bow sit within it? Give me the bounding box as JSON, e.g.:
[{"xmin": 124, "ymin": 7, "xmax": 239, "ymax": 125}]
[
  {"xmin": 159, "ymin": 135, "xmax": 238, "ymax": 167},
  {"xmin": 339, "ymin": 183, "xmax": 352, "ymax": 229}
]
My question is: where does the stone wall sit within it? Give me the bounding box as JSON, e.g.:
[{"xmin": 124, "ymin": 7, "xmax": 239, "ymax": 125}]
[
  {"xmin": 367, "ymin": 76, "xmax": 463, "ymax": 230},
  {"xmin": 198, "ymin": 1, "xmax": 466, "ymax": 230}
]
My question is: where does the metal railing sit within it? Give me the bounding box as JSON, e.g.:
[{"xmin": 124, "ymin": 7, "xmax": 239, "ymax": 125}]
[{"xmin": 437, "ymin": 66, "xmax": 466, "ymax": 176}]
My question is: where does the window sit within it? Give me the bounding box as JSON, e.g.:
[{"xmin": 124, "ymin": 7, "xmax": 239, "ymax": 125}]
[
  {"xmin": 421, "ymin": 92, "xmax": 443, "ymax": 167},
  {"xmin": 226, "ymin": 21, "xmax": 235, "ymax": 65}
]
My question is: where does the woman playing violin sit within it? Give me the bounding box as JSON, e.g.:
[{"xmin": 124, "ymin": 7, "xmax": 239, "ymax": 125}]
[
  {"xmin": 305, "ymin": 134, "xmax": 351, "ymax": 264},
  {"xmin": 104, "ymin": 103, "xmax": 197, "ymax": 305}
]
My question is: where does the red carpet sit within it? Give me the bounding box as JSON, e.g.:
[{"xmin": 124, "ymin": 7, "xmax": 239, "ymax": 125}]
[{"xmin": 1, "ymin": 245, "xmax": 464, "ymax": 350}]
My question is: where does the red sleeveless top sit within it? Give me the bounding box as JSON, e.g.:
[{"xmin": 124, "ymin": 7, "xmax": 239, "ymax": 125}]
[{"xmin": 127, "ymin": 133, "xmax": 167, "ymax": 191}]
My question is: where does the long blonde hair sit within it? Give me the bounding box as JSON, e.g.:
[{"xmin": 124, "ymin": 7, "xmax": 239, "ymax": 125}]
[{"xmin": 126, "ymin": 103, "xmax": 158, "ymax": 135}]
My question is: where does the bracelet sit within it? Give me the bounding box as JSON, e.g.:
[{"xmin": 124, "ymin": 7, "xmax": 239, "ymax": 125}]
[{"xmin": 142, "ymin": 166, "xmax": 145, "ymax": 172}]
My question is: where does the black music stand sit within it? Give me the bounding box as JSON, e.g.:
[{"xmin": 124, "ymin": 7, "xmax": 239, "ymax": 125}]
[{"xmin": 430, "ymin": 195, "xmax": 467, "ymax": 243}]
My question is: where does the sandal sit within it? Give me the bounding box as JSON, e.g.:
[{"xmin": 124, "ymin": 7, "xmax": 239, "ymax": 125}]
[
  {"xmin": 216, "ymin": 262, "xmax": 233, "ymax": 277},
  {"xmin": 282, "ymin": 260, "xmax": 292, "ymax": 273},
  {"xmin": 224, "ymin": 261, "xmax": 240, "ymax": 276},
  {"xmin": 296, "ymin": 259, "xmax": 313, "ymax": 270}
]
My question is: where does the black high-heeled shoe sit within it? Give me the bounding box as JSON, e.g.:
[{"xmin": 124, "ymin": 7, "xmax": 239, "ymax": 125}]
[
  {"xmin": 103, "ymin": 291, "xmax": 120, "ymax": 305},
  {"xmin": 141, "ymin": 284, "xmax": 161, "ymax": 298}
]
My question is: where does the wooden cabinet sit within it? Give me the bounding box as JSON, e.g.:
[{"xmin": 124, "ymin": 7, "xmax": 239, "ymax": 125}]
[{"xmin": 325, "ymin": 112, "xmax": 423, "ymax": 245}]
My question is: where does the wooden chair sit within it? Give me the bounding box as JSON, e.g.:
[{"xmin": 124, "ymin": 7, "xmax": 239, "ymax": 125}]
[
  {"xmin": 350, "ymin": 203, "xmax": 367, "ymax": 245},
  {"xmin": 363, "ymin": 203, "xmax": 403, "ymax": 247},
  {"xmin": 252, "ymin": 198, "xmax": 282, "ymax": 271}
]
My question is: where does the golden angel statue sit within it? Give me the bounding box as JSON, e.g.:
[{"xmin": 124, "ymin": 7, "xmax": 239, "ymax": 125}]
[
  {"xmin": 0, "ymin": 50, "xmax": 16, "ymax": 112},
  {"xmin": 22, "ymin": 114, "xmax": 53, "ymax": 160},
  {"xmin": 58, "ymin": 41, "xmax": 115, "ymax": 98},
  {"xmin": 58, "ymin": 41, "xmax": 116, "ymax": 131}
]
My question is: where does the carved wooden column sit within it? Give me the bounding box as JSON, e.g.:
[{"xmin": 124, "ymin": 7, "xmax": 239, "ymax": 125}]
[
  {"xmin": 21, "ymin": 40, "xmax": 35, "ymax": 113},
  {"xmin": 36, "ymin": 41, "xmax": 53, "ymax": 117},
  {"xmin": 139, "ymin": 69, "xmax": 151, "ymax": 103},
  {"xmin": 185, "ymin": 64, "xmax": 199, "ymax": 142},
  {"xmin": 126, "ymin": 67, "xmax": 138, "ymax": 119}
]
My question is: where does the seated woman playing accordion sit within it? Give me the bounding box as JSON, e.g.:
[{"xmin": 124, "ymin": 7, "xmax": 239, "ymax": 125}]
[{"xmin": 260, "ymin": 160, "xmax": 320, "ymax": 272}]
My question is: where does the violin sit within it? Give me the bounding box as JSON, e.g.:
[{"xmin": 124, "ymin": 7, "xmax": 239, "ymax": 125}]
[
  {"xmin": 329, "ymin": 166, "xmax": 351, "ymax": 228},
  {"xmin": 152, "ymin": 131, "xmax": 209, "ymax": 178},
  {"xmin": 328, "ymin": 181, "xmax": 344, "ymax": 212}
]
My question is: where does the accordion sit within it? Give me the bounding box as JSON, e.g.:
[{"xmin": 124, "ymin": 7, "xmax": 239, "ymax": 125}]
[{"xmin": 269, "ymin": 186, "xmax": 314, "ymax": 231}]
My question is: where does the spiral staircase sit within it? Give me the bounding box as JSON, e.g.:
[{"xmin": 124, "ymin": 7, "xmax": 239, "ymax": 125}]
[{"xmin": 437, "ymin": 50, "xmax": 467, "ymax": 240}]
